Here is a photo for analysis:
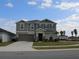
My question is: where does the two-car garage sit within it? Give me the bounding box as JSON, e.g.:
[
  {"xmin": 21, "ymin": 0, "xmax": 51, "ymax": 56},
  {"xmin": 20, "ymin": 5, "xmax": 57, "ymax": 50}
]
[{"xmin": 18, "ymin": 34, "xmax": 34, "ymax": 42}]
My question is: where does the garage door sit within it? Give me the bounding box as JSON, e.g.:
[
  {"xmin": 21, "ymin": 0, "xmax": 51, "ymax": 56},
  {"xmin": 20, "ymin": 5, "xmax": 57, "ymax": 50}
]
[{"xmin": 18, "ymin": 34, "xmax": 34, "ymax": 42}]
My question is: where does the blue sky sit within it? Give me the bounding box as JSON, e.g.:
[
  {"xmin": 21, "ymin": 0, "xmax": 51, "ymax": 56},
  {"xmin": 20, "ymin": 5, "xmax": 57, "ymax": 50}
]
[{"xmin": 0, "ymin": 0, "xmax": 79, "ymax": 36}]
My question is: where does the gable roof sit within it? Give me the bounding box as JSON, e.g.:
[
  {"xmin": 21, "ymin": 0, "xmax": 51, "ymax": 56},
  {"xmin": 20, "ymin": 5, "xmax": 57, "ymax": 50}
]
[
  {"xmin": 16, "ymin": 19, "xmax": 57, "ymax": 24},
  {"xmin": 40, "ymin": 19, "xmax": 56, "ymax": 24},
  {"xmin": 28, "ymin": 20, "xmax": 40, "ymax": 23},
  {"xmin": 16, "ymin": 20, "xmax": 27, "ymax": 24},
  {"xmin": 0, "ymin": 28, "xmax": 15, "ymax": 35}
]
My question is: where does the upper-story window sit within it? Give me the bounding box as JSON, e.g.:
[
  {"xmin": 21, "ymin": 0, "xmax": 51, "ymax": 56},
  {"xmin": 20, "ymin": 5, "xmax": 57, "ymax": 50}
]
[
  {"xmin": 20, "ymin": 23, "xmax": 25, "ymax": 30},
  {"xmin": 36, "ymin": 24, "xmax": 39, "ymax": 28},
  {"xmin": 40, "ymin": 24, "xmax": 42, "ymax": 28},
  {"xmin": 49, "ymin": 24, "xmax": 52, "ymax": 28},
  {"xmin": 45, "ymin": 24, "xmax": 50, "ymax": 28},
  {"xmin": 31, "ymin": 24, "xmax": 34, "ymax": 30},
  {"xmin": 47, "ymin": 24, "xmax": 49, "ymax": 28}
]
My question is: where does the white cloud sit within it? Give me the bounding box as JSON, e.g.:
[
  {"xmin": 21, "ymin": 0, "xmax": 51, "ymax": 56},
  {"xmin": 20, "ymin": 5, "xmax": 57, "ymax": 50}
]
[
  {"xmin": 40, "ymin": 0, "xmax": 53, "ymax": 8},
  {"xmin": 3, "ymin": 20, "xmax": 16, "ymax": 33},
  {"xmin": 20, "ymin": 18, "xmax": 28, "ymax": 21},
  {"xmin": 0, "ymin": 18, "xmax": 28, "ymax": 33},
  {"xmin": 27, "ymin": 0, "xmax": 37, "ymax": 5},
  {"xmin": 0, "ymin": 18, "xmax": 16, "ymax": 33},
  {"xmin": 55, "ymin": 2, "xmax": 79, "ymax": 10},
  {"xmin": 5, "ymin": 2, "xmax": 14, "ymax": 8},
  {"xmin": 27, "ymin": 0, "xmax": 53, "ymax": 8},
  {"xmin": 56, "ymin": 14, "xmax": 79, "ymax": 36},
  {"xmin": 66, "ymin": 14, "xmax": 79, "ymax": 21}
]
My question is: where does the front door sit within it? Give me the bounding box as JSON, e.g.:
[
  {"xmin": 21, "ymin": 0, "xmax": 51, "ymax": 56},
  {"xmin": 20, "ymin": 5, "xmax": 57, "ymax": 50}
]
[{"xmin": 38, "ymin": 33, "xmax": 43, "ymax": 41}]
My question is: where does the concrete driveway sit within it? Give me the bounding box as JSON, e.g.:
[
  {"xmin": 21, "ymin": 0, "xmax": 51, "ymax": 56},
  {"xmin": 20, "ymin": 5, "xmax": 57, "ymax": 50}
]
[{"xmin": 0, "ymin": 41, "xmax": 36, "ymax": 51}]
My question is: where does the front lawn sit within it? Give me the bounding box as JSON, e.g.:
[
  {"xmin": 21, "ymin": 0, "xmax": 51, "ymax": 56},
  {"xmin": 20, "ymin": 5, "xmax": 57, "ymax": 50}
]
[
  {"xmin": 0, "ymin": 41, "xmax": 14, "ymax": 46},
  {"xmin": 33, "ymin": 41, "xmax": 79, "ymax": 46},
  {"xmin": 33, "ymin": 41, "xmax": 79, "ymax": 49}
]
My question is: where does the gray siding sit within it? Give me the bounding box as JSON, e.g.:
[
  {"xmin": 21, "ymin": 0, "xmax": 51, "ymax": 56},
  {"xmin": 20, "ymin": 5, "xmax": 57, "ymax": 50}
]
[
  {"xmin": 16, "ymin": 22, "xmax": 56, "ymax": 32},
  {"xmin": 16, "ymin": 19, "xmax": 57, "ymax": 41},
  {"xmin": 16, "ymin": 22, "xmax": 28, "ymax": 31}
]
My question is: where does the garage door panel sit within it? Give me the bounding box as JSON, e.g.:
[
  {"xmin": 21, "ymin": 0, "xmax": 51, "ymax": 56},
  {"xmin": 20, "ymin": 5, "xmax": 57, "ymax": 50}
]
[{"xmin": 18, "ymin": 34, "xmax": 34, "ymax": 41}]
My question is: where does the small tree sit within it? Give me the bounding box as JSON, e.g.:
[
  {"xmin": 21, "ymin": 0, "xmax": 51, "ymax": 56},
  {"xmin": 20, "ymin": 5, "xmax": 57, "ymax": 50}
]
[
  {"xmin": 74, "ymin": 29, "xmax": 78, "ymax": 37},
  {"xmin": 63, "ymin": 31, "xmax": 66, "ymax": 36},
  {"xmin": 55, "ymin": 31, "xmax": 59, "ymax": 36},
  {"xmin": 71, "ymin": 31, "xmax": 73, "ymax": 37},
  {"xmin": 60, "ymin": 31, "xmax": 63, "ymax": 36}
]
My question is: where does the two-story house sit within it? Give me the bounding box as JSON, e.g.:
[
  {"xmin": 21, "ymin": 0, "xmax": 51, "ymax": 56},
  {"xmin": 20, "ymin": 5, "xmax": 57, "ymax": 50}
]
[{"xmin": 16, "ymin": 19, "xmax": 57, "ymax": 41}]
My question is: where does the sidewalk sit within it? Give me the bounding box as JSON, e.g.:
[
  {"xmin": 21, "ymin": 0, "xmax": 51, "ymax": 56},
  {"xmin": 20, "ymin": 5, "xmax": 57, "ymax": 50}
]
[{"xmin": 0, "ymin": 46, "xmax": 79, "ymax": 51}]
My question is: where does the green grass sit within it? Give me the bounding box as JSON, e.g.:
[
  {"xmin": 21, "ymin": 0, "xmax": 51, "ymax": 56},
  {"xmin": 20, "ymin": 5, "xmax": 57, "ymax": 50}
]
[
  {"xmin": 33, "ymin": 46, "xmax": 79, "ymax": 49},
  {"xmin": 33, "ymin": 41, "xmax": 79, "ymax": 46},
  {"xmin": 0, "ymin": 41, "xmax": 14, "ymax": 46},
  {"xmin": 33, "ymin": 41, "xmax": 79, "ymax": 49}
]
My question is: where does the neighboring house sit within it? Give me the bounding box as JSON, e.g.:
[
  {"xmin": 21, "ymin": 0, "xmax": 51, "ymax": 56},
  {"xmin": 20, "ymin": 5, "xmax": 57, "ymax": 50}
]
[
  {"xmin": 68, "ymin": 36, "xmax": 79, "ymax": 41},
  {"xmin": 0, "ymin": 28, "xmax": 16, "ymax": 42},
  {"xmin": 16, "ymin": 19, "xmax": 57, "ymax": 41},
  {"xmin": 58, "ymin": 35, "xmax": 68, "ymax": 40}
]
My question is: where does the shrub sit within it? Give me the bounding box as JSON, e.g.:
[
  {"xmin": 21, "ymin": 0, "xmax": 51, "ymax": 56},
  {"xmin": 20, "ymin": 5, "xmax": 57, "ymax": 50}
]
[
  {"xmin": 0, "ymin": 39, "xmax": 2, "ymax": 43},
  {"xmin": 42, "ymin": 39, "xmax": 47, "ymax": 42},
  {"xmin": 49, "ymin": 37, "xmax": 53, "ymax": 42},
  {"xmin": 54, "ymin": 38, "xmax": 59, "ymax": 42},
  {"xmin": 12, "ymin": 39, "xmax": 17, "ymax": 42}
]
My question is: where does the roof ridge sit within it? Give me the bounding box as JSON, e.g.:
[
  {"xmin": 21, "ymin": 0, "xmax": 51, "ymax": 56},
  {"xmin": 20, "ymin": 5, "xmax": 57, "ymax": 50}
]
[{"xmin": 0, "ymin": 28, "xmax": 15, "ymax": 35}]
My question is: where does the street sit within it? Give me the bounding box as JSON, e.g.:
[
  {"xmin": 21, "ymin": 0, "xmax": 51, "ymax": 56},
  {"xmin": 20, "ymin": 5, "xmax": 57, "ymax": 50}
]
[{"xmin": 0, "ymin": 50, "xmax": 79, "ymax": 59}]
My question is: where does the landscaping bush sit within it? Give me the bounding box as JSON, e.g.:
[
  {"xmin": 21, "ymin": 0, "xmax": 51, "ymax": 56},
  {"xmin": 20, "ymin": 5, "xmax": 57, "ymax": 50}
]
[
  {"xmin": 33, "ymin": 39, "xmax": 38, "ymax": 42},
  {"xmin": 12, "ymin": 39, "xmax": 17, "ymax": 42},
  {"xmin": 0, "ymin": 39, "xmax": 2, "ymax": 43},
  {"xmin": 43, "ymin": 39, "xmax": 48, "ymax": 42},
  {"xmin": 48, "ymin": 37, "xmax": 53, "ymax": 42},
  {"xmin": 54, "ymin": 38, "xmax": 59, "ymax": 42}
]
